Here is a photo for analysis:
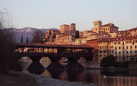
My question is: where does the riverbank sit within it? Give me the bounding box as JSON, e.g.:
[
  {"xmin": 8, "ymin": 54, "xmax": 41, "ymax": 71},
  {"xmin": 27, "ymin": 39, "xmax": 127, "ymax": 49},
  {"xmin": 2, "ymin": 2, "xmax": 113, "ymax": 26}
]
[
  {"xmin": 32, "ymin": 74, "xmax": 96, "ymax": 86},
  {"xmin": 0, "ymin": 71, "xmax": 38, "ymax": 86},
  {"xmin": 0, "ymin": 71, "xmax": 96, "ymax": 86}
]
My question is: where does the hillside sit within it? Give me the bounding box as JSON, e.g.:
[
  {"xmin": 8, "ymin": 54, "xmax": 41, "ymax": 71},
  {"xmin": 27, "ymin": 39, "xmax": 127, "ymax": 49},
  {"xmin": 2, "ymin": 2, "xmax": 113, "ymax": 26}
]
[{"xmin": 13, "ymin": 27, "xmax": 58, "ymax": 43}]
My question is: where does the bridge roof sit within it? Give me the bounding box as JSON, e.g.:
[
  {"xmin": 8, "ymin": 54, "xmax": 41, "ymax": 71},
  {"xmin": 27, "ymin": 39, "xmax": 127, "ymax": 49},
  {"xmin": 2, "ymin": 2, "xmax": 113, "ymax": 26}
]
[{"xmin": 14, "ymin": 43, "xmax": 94, "ymax": 49}]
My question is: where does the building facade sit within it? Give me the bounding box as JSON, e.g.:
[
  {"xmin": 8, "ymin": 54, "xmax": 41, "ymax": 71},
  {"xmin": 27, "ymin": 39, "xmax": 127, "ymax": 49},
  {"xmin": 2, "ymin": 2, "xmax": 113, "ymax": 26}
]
[
  {"xmin": 45, "ymin": 30, "xmax": 60, "ymax": 43},
  {"xmin": 60, "ymin": 23, "xmax": 76, "ymax": 34},
  {"xmin": 55, "ymin": 34, "xmax": 75, "ymax": 44},
  {"xmin": 91, "ymin": 20, "xmax": 119, "ymax": 33},
  {"xmin": 97, "ymin": 36, "xmax": 137, "ymax": 63}
]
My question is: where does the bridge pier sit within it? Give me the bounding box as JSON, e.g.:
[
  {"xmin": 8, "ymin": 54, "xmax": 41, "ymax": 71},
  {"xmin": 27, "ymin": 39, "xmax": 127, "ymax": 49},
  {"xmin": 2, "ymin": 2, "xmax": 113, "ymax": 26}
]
[
  {"xmin": 27, "ymin": 56, "xmax": 45, "ymax": 74},
  {"xmin": 46, "ymin": 57, "xmax": 65, "ymax": 70},
  {"xmin": 66, "ymin": 56, "xmax": 88, "ymax": 69}
]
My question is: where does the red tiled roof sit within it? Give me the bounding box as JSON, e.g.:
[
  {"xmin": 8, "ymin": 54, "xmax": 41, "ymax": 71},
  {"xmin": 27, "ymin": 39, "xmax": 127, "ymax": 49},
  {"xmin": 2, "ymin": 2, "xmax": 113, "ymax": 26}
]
[
  {"xmin": 119, "ymin": 28, "xmax": 137, "ymax": 33},
  {"xmin": 101, "ymin": 23, "xmax": 118, "ymax": 28},
  {"xmin": 76, "ymin": 37, "xmax": 87, "ymax": 39},
  {"xmin": 87, "ymin": 39, "xmax": 98, "ymax": 41},
  {"xmin": 98, "ymin": 35, "xmax": 137, "ymax": 42},
  {"xmin": 14, "ymin": 43, "xmax": 94, "ymax": 49},
  {"xmin": 126, "ymin": 28, "xmax": 137, "ymax": 31}
]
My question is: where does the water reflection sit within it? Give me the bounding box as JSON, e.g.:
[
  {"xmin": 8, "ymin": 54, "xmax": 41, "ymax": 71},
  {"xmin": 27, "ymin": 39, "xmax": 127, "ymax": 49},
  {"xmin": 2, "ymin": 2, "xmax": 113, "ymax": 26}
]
[
  {"xmin": 27, "ymin": 62, "xmax": 45, "ymax": 74},
  {"xmin": 20, "ymin": 57, "xmax": 137, "ymax": 86},
  {"xmin": 101, "ymin": 76, "xmax": 137, "ymax": 86}
]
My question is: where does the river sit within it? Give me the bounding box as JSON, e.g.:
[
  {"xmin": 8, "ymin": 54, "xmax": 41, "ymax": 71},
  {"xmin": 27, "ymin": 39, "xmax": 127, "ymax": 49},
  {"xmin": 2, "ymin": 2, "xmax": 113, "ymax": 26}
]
[{"xmin": 20, "ymin": 57, "xmax": 137, "ymax": 86}]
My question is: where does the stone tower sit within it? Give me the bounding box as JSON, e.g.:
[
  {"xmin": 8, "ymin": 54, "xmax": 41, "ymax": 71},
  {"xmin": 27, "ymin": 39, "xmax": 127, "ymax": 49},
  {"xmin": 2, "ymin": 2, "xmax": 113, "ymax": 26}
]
[
  {"xmin": 70, "ymin": 23, "xmax": 76, "ymax": 32},
  {"xmin": 60, "ymin": 24, "xmax": 70, "ymax": 34},
  {"xmin": 92, "ymin": 21, "xmax": 102, "ymax": 33}
]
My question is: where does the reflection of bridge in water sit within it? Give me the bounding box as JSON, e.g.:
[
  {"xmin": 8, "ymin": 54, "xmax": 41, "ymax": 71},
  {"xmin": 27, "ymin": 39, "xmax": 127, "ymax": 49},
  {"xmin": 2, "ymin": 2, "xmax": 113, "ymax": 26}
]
[{"xmin": 14, "ymin": 43, "xmax": 94, "ymax": 72}]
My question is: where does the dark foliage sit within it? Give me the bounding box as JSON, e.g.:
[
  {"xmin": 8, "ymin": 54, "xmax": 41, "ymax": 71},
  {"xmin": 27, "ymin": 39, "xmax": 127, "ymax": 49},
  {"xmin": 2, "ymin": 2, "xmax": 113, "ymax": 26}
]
[
  {"xmin": 118, "ymin": 62, "xmax": 129, "ymax": 68},
  {"xmin": 0, "ymin": 29, "xmax": 21, "ymax": 72},
  {"xmin": 21, "ymin": 35, "xmax": 23, "ymax": 43},
  {"xmin": 31, "ymin": 30, "xmax": 45, "ymax": 43},
  {"xmin": 75, "ymin": 30, "xmax": 80, "ymax": 39},
  {"xmin": 0, "ymin": 10, "xmax": 21, "ymax": 72},
  {"xmin": 26, "ymin": 37, "xmax": 29, "ymax": 43},
  {"xmin": 100, "ymin": 55, "xmax": 118, "ymax": 68}
]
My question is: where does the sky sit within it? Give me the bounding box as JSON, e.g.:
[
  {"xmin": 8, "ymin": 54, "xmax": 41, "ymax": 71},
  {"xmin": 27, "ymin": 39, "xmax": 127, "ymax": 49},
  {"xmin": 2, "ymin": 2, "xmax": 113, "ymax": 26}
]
[{"xmin": 0, "ymin": 0, "xmax": 137, "ymax": 31}]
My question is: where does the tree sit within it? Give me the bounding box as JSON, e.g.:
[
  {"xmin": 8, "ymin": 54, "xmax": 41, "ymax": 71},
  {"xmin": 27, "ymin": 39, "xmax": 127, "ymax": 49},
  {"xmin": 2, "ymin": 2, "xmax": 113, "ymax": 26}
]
[
  {"xmin": 75, "ymin": 30, "xmax": 80, "ymax": 39},
  {"xmin": 0, "ymin": 9, "xmax": 20, "ymax": 72},
  {"xmin": 21, "ymin": 35, "xmax": 23, "ymax": 43},
  {"xmin": 26, "ymin": 37, "xmax": 29, "ymax": 43},
  {"xmin": 31, "ymin": 30, "xmax": 45, "ymax": 43},
  {"xmin": 100, "ymin": 55, "xmax": 118, "ymax": 68}
]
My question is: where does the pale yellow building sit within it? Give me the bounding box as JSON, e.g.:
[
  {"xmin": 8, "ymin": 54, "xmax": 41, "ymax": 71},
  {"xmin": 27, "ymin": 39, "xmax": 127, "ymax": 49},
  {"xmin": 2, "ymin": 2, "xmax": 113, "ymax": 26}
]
[
  {"xmin": 55, "ymin": 34, "xmax": 75, "ymax": 44},
  {"xmin": 91, "ymin": 20, "xmax": 119, "ymax": 33},
  {"xmin": 75, "ymin": 37, "xmax": 87, "ymax": 45},
  {"xmin": 83, "ymin": 30, "xmax": 95, "ymax": 37},
  {"xmin": 98, "ymin": 36, "xmax": 137, "ymax": 62},
  {"xmin": 75, "ymin": 33, "xmax": 110, "ymax": 45}
]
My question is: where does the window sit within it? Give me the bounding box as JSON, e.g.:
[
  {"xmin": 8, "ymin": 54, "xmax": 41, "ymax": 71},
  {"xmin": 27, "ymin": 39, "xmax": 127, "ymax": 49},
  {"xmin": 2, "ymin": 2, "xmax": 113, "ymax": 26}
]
[
  {"xmin": 118, "ymin": 42, "xmax": 120, "ymax": 44},
  {"xmin": 130, "ymin": 46, "xmax": 132, "ymax": 49},
  {"xmin": 130, "ymin": 51, "xmax": 132, "ymax": 54},
  {"xmin": 135, "ymin": 50, "xmax": 137, "ymax": 53},
  {"xmin": 99, "ymin": 46, "xmax": 101, "ymax": 49},
  {"xmin": 115, "ymin": 47, "xmax": 117, "ymax": 50},
  {"xmin": 126, "ymin": 46, "xmax": 128, "ymax": 49},
  {"xmin": 135, "ymin": 45, "xmax": 137, "ymax": 49}
]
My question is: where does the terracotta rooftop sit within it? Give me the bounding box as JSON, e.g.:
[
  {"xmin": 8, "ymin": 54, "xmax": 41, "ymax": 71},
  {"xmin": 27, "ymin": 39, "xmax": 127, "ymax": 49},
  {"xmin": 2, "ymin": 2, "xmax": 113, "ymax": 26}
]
[
  {"xmin": 14, "ymin": 43, "xmax": 94, "ymax": 49},
  {"xmin": 98, "ymin": 35, "xmax": 137, "ymax": 42},
  {"xmin": 101, "ymin": 23, "xmax": 118, "ymax": 28},
  {"xmin": 126, "ymin": 28, "xmax": 137, "ymax": 31},
  {"xmin": 76, "ymin": 37, "xmax": 87, "ymax": 39}
]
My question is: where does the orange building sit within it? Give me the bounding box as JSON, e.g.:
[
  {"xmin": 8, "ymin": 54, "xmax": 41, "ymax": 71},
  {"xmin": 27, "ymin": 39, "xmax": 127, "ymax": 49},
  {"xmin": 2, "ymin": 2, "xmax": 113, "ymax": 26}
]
[
  {"xmin": 87, "ymin": 39, "xmax": 99, "ymax": 63},
  {"xmin": 55, "ymin": 34, "xmax": 75, "ymax": 44},
  {"xmin": 60, "ymin": 24, "xmax": 70, "ymax": 34},
  {"xmin": 60, "ymin": 23, "xmax": 76, "ymax": 34},
  {"xmin": 91, "ymin": 20, "xmax": 119, "ymax": 33},
  {"xmin": 45, "ymin": 29, "xmax": 60, "ymax": 43}
]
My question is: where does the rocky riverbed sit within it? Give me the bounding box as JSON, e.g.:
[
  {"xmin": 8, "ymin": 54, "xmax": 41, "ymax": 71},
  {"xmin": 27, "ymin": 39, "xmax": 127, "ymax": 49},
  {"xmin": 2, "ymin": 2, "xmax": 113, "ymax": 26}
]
[
  {"xmin": 0, "ymin": 71, "xmax": 96, "ymax": 86},
  {"xmin": 32, "ymin": 74, "xmax": 96, "ymax": 86}
]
